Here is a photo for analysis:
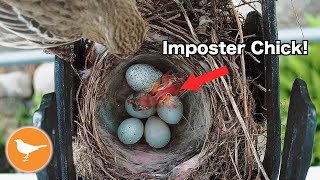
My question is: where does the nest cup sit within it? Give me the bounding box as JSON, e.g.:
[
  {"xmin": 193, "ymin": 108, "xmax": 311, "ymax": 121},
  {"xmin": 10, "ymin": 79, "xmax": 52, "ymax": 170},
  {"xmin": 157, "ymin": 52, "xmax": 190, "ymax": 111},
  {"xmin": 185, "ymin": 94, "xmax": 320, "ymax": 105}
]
[
  {"xmin": 76, "ymin": 53, "xmax": 210, "ymax": 178},
  {"xmin": 74, "ymin": 0, "xmax": 266, "ymax": 179},
  {"xmin": 100, "ymin": 54, "xmax": 209, "ymax": 152}
]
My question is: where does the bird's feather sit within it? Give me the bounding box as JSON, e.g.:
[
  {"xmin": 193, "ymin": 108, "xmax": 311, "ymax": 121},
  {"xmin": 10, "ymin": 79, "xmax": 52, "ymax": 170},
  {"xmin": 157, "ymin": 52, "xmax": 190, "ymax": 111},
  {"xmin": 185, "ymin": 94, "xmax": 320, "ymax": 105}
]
[
  {"xmin": 0, "ymin": 0, "xmax": 146, "ymax": 55},
  {"xmin": 0, "ymin": 0, "xmax": 80, "ymax": 48}
]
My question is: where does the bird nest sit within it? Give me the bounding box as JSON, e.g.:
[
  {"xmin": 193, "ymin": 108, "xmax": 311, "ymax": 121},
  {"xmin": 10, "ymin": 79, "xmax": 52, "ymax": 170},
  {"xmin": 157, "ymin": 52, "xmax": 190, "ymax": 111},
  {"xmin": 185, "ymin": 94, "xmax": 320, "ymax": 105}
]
[{"xmin": 73, "ymin": 0, "xmax": 267, "ymax": 179}]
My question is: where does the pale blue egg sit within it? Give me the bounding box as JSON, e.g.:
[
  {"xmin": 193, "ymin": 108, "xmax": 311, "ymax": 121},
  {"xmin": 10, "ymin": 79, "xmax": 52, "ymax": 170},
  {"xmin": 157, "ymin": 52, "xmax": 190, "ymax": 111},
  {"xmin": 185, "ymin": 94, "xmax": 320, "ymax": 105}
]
[
  {"xmin": 157, "ymin": 96, "xmax": 183, "ymax": 124},
  {"xmin": 125, "ymin": 64, "xmax": 162, "ymax": 92},
  {"xmin": 144, "ymin": 116, "xmax": 171, "ymax": 148},
  {"xmin": 125, "ymin": 94, "xmax": 156, "ymax": 119},
  {"xmin": 117, "ymin": 118, "xmax": 144, "ymax": 144}
]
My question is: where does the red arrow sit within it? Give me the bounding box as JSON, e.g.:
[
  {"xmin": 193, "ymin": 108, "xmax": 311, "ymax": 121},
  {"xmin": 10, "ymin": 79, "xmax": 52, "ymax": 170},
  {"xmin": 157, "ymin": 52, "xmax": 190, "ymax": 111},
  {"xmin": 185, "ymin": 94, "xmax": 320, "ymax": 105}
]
[{"xmin": 181, "ymin": 66, "xmax": 229, "ymax": 91}]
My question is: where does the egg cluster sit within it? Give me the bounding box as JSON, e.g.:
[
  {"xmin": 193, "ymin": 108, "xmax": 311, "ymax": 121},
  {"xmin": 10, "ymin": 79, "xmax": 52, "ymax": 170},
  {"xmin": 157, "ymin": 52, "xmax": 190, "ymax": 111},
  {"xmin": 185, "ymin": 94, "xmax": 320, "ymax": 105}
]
[{"xmin": 117, "ymin": 64, "xmax": 184, "ymax": 149}]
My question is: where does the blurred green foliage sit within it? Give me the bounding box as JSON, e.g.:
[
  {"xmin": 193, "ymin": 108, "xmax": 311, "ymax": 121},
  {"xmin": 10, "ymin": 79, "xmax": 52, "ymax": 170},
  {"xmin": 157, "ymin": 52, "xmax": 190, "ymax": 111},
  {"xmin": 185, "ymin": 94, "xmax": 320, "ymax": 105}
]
[
  {"xmin": 0, "ymin": 93, "xmax": 43, "ymax": 172},
  {"xmin": 280, "ymin": 15, "xmax": 320, "ymax": 166},
  {"xmin": 16, "ymin": 93, "xmax": 43, "ymax": 126},
  {"xmin": 305, "ymin": 14, "xmax": 320, "ymax": 27},
  {"xmin": 0, "ymin": 136, "xmax": 14, "ymax": 173}
]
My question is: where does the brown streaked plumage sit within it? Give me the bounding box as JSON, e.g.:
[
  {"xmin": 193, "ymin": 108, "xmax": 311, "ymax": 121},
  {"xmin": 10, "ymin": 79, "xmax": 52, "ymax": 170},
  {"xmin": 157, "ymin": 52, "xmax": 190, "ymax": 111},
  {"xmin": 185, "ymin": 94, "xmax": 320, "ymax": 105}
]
[{"xmin": 0, "ymin": 0, "xmax": 147, "ymax": 56}]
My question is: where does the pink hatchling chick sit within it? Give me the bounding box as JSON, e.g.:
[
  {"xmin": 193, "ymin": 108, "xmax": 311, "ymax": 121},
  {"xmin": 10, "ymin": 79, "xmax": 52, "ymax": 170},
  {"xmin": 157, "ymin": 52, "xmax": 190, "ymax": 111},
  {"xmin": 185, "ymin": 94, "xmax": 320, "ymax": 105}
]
[
  {"xmin": 127, "ymin": 92, "xmax": 157, "ymax": 111},
  {"xmin": 128, "ymin": 71, "xmax": 185, "ymax": 111}
]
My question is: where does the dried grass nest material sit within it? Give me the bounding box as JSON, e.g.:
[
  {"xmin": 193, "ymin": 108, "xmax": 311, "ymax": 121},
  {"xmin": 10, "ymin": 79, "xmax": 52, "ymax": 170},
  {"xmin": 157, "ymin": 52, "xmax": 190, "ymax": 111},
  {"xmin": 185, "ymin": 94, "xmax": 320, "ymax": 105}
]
[{"xmin": 74, "ymin": 0, "xmax": 267, "ymax": 179}]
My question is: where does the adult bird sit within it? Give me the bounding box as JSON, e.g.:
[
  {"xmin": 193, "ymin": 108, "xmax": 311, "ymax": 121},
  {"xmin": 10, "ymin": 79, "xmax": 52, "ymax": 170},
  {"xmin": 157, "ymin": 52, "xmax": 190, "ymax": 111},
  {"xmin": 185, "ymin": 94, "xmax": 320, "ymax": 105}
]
[{"xmin": 0, "ymin": 0, "xmax": 147, "ymax": 59}]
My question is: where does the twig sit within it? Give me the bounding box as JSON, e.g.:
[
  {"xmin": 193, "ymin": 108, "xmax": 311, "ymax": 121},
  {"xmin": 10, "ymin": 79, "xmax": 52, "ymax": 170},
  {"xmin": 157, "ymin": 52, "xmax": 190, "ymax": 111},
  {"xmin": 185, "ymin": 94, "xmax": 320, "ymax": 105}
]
[
  {"xmin": 166, "ymin": 13, "xmax": 181, "ymax": 21},
  {"xmin": 207, "ymin": 54, "xmax": 270, "ymax": 180},
  {"xmin": 240, "ymin": 0, "xmax": 262, "ymax": 16},
  {"xmin": 251, "ymin": 81, "xmax": 267, "ymax": 92},
  {"xmin": 244, "ymin": 51, "xmax": 261, "ymax": 63},
  {"xmin": 228, "ymin": 1, "xmax": 254, "ymax": 176},
  {"xmin": 290, "ymin": 0, "xmax": 304, "ymax": 38},
  {"xmin": 229, "ymin": 149, "xmax": 242, "ymax": 179},
  {"xmin": 149, "ymin": 24, "xmax": 189, "ymax": 43},
  {"xmin": 229, "ymin": 0, "xmax": 248, "ymax": 120},
  {"xmin": 173, "ymin": 0, "xmax": 200, "ymax": 44},
  {"xmin": 141, "ymin": 0, "xmax": 156, "ymax": 11}
]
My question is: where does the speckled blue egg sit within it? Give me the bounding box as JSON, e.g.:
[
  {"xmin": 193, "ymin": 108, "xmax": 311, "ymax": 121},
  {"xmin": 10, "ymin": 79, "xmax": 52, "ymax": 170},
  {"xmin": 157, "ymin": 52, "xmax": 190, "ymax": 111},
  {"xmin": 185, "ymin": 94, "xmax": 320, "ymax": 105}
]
[
  {"xmin": 157, "ymin": 96, "xmax": 183, "ymax": 124},
  {"xmin": 117, "ymin": 118, "xmax": 144, "ymax": 144},
  {"xmin": 125, "ymin": 64, "xmax": 162, "ymax": 92},
  {"xmin": 144, "ymin": 116, "xmax": 171, "ymax": 148},
  {"xmin": 125, "ymin": 94, "xmax": 156, "ymax": 119}
]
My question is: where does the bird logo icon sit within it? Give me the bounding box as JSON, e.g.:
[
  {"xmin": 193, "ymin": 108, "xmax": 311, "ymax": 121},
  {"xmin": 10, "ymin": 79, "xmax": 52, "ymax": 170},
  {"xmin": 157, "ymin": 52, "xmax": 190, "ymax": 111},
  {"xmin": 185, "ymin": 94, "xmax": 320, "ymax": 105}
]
[
  {"xmin": 14, "ymin": 139, "xmax": 47, "ymax": 162},
  {"xmin": 6, "ymin": 127, "xmax": 52, "ymax": 172}
]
